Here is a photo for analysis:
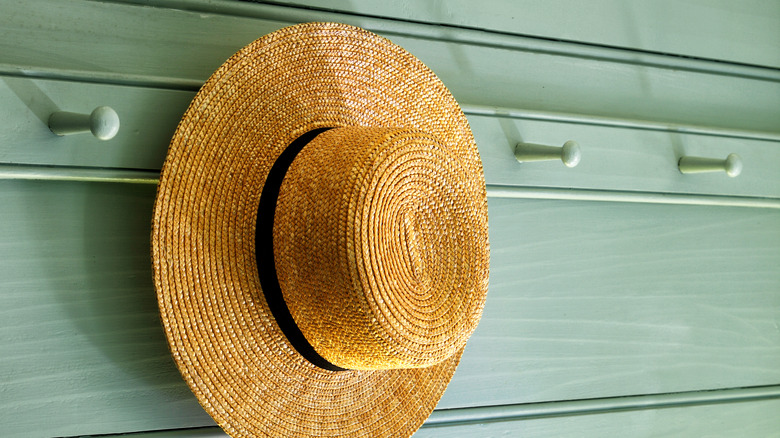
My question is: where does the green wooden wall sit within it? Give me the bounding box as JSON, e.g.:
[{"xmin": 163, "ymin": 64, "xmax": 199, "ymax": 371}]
[{"xmin": 1, "ymin": 1, "xmax": 779, "ymax": 437}]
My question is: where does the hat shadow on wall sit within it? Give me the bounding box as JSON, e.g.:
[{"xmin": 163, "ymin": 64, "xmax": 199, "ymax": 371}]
[
  {"xmin": 7, "ymin": 79, "xmax": 212, "ymax": 425},
  {"xmin": 78, "ymin": 182, "xmax": 182, "ymax": 386},
  {"xmin": 15, "ymin": 177, "xmax": 214, "ymax": 426},
  {"xmin": 6, "ymin": 76, "xmax": 187, "ymax": 389}
]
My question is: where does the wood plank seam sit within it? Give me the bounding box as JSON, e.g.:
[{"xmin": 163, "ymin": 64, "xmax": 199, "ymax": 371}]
[
  {"xmin": 2, "ymin": 164, "xmax": 780, "ymax": 209},
  {"xmin": 63, "ymin": 385, "xmax": 780, "ymax": 436},
  {"xmin": 96, "ymin": 0, "xmax": 780, "ymax": 82},
  {"xmin": 424, "ymin": 384, "xmax": 780, "ymax": 427}
]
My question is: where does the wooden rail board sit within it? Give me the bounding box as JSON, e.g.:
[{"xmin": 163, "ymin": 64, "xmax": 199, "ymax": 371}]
[
  {"xmin": 1, "ymin": 0, "xmax": 778, "ymax": 135},
  {"xmin": 265, "ymin": 0, "xmax": 780, "ymax": 70},
  {"xmin": 2, "ymin": 181, "xmax": 778, "ymax": 436},
  {"xmin": 1, "ymin": 1, "xmax": 778, "ymax": 437},
  {"xmin": 2, "ymin": 77, "xmax": 779, "ymax": 201},
  {"xmin": 78, "ymin": 397, "xmax": 780, "ymax": 438}
]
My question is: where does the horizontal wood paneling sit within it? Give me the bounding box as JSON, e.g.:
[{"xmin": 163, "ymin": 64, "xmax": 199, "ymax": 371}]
[
  {"xmin": 266, "ymin": 0, "xmax": 780, "ymax": 70},
  {"xmin": 6, "ymin": 163, "xmax": 780, "ymax": 211},
  {"xmin": 420, "ymin": 398, "xmax": 780, "ymax": 437},
  {"xmin": 439, "ymin": 197, "xmax": 780, "ymax": 407},
  {"xmin": 1, "ymin": 0, "xmax": 778, "ymax": 135},
  {"xmin": 0, "ymin": 77, "xmax": 191, "ymax": 169},
  {"xmin": 3, "ymin": 76, "xmax": 779, "ymax": 201},
  {"xmin": 2, "ymin": 181, "xmax": 778, "ymax": 436},
  {"xmin": 471, "ymin": 115, "xmax": 780, "ymax": 199},
  {"xmin": 2, "ymin": 1, "xmax": 779, "ymax": 437},
  {"xmin": 0, "ymin": 181, "xmax": 214, "ymax": 438},
  {"xmin": 83, "ymin": 397, "xmax": 780, "ymax": 438}
]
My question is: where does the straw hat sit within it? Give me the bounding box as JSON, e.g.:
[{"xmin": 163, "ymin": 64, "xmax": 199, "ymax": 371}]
[{"xmin": 152, "ymin": 22, "xmax": 489, "ymax": 437}]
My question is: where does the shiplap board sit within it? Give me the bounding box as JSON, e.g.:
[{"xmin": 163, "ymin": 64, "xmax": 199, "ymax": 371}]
[
  {"xmin": 471, "ymin": 115, "xmax": 780, "ymax": 199},
  {"xmin": 0, "ymin": 181, "xmax": 214, "ymax": 438},
  {"xmin": 440, "ymin": 197, "xmax": 780, "ymax": 408},
  {"xmin": 2, "ymin": 1, "xmax": 779, "ymax": 437},
  {"xmin": 418, "ymin": 399, "xmax": 780, "ymax": 438},
  {"xmin": 0, "ymin": 76, "xmax": 191, "ymax": 169},
  {"xmin": 2, "ymin": 181, "xmax": 779, "ymax": 436},
  {"xmin": 63, "ymin": 397, "xmax": 780, "ymax": 438},
  {"xmin": 1, "ymin": 0, "xmax": 779, "ymax": 136},
  {"xmin": 3, "ymin": 76, "xmax": 780, "ymax": 201},
  {"xmin": 268, "ymin": 0, "xmax": 780, "ymax": 70}
]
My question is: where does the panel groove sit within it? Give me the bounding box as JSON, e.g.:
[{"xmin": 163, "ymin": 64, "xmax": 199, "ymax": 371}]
[
  {"xmin": 0, "ymin": 67, "xmax": 203, "ymax": 92},
  {"xmin": 486, "ymin": 185, "xmax": 780, "ymax": 209},
  {"xmin": 2, "ymin": 164, "xmax": 779, "ymax": 209},
  {"xmin": 64, "ymin": 385, "xmax": 780, "ymax": 436},
  {"xmin": 463, "ymin": 105, "xmax": 780, "ymax": 142},
  {"xmin": 97, "ymin": 0, "xmax": 780, "ymax": 82},
  {"xmin": 215, "ymin": 0, "xmax": 780, "ymax": 71},
  {"xmin": 3, "ymin": 70, "xmax": 776, "ymax": 142},
  {"xmin": 4, "ymin": 0, "xmax": 778, "ymax": 135},
  {"xmin": 426, "ymin": 384, "xmax": 780, "ymax": 426}
]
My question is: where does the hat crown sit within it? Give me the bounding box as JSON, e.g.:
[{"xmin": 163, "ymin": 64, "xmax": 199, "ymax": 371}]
[{"xmin": 274, "ymin": 127, "xmax": 490, "ymax": 370}]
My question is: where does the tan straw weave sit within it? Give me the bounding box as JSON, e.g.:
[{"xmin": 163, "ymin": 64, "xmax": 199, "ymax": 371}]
[{"xmin": 152, "ymin": 22, "xmax": 489, "ymax": 438}]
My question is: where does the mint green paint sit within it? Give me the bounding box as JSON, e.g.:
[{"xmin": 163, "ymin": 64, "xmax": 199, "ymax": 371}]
[
  {"xmin": 2, "ymin": 182, "xmax": 779, "ymax": 436},
  {"xmin": 1, "ymin": 0, "xmax": 779, "ymax": 437},
  {"xmin": 269, "ymin": 0, "xmax": 780, "ymax": 70},
  {"xmin": 1, "ymin": 0, "xmax": 778, "ymax": 134}
]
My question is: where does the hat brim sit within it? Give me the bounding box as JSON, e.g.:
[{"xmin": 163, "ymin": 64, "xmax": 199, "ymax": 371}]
[{"xmin": 152, "ymin": 22, "xmax": 483, "ymax": 437}]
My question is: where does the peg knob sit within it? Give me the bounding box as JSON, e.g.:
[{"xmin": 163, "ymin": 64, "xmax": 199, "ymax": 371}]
[
  {"xmin": 514, "ymin": 140, "xmax": 581, "ymax": 168},
  {"xmin": 48, "ymin": 106, "xmax": 120, "ymax": 140},
  {"xmin": 678, "ymin": 153, "xmax": 742, "ymax": 177}
]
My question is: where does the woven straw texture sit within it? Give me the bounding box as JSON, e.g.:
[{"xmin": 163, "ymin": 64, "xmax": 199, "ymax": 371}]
[
  {"xmin": 152, "ymin": 22, "xmax": 489, "ymax": 438},
  {"xmin": 276, "ymin": 127, "xmax": 488, "ymax": 371}
]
